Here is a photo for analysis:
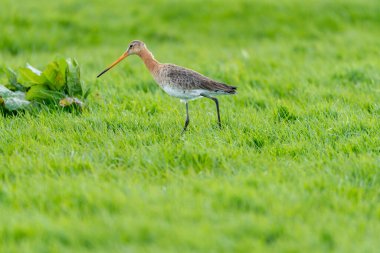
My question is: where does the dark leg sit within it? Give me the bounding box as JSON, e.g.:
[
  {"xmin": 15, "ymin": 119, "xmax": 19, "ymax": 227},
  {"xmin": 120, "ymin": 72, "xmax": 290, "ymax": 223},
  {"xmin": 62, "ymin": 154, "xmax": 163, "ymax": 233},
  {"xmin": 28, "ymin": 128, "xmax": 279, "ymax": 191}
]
[
  {"xmin": 181, "ymin": 102, "xmax": 190, "ymax": 134},
  {"xmin": 200, "ymin": 93, "xmax": 221, "ymax": 128}
]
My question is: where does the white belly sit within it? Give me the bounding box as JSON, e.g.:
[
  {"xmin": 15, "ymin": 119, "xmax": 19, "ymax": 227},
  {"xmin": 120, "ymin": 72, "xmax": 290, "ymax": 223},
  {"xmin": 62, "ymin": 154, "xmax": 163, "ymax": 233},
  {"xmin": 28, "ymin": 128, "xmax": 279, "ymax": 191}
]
[{"xmin": 161, "ymin": 85, "xmax": 204, "ymax": 100}]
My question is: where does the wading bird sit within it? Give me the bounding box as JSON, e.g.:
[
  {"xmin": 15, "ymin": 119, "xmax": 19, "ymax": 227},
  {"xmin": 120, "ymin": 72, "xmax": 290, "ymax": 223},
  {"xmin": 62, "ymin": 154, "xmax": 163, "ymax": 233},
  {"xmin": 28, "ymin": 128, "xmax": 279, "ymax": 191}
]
[{"xmin": 97, "ymin": 40, "xmax": 236, "ymax": 133}]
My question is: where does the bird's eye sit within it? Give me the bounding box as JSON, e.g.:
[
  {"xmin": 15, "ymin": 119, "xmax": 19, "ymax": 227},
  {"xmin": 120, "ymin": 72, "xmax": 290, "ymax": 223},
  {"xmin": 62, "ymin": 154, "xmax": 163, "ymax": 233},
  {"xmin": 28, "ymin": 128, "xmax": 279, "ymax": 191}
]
[{"xmin": 129, "ymin": 45, "xmax": 133, "ymax": 49}]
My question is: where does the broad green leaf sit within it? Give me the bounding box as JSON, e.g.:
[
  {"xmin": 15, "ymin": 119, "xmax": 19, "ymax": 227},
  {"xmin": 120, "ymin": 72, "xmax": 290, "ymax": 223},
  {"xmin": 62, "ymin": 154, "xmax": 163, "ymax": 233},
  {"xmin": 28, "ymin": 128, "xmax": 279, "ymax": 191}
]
[
  {"xmin": 0, "ymin": 85, "xmax": 14, "ymax": 98},
  {"xmin": 0, "ymin": 85, "xmax": 26, "ymax": 99},
  {"xmin": 13, "ymin": 91, "xmax": 26, "ymax": 100},
  {"xmin": 1, "ymin": 97, "xmax": 30, "ymax": 111},
  {"xmin": 1, "ymin": 67, "xmax": 25, "ymax": 91},
  {"xmin": 18, "ymin": 67, "xmax": 47, "ymax": 87},
  {"xmin": 0, "ymin": 85, "xmax": 30, "ymax": 111},
  {"xmin": 66, "ymin": 58, "xmax": 83, "ymax": 96},
  {"xmin": 0, "ymin": 85, "xmax": 30, "ymax": 112},
  {"xmin": 26, "ymin": 85, "xmax": 63, "ymax": 101},
  {"xmin": 6, "ymin": 67, "xmax": 18, "ymax": 88},
  {"xmin": 42, "ymin": 59, "xmax": 67, "ymax": 91}
]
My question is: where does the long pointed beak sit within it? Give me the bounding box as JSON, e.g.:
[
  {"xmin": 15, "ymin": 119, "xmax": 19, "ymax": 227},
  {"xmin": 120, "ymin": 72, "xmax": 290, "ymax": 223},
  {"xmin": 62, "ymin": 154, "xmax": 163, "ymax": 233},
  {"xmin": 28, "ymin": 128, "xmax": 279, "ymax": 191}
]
[{"xmin": 97, "ymin": 52, "xmax": 128, "ymax": 78}]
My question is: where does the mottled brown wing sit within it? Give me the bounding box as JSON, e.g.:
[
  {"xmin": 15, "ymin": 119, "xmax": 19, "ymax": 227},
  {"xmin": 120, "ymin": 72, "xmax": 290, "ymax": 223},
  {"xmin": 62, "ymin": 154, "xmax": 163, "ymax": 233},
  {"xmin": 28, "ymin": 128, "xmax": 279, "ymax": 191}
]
[{"xmin": 164, "ymin": 64, "xmax": 236, "ymax": 94}]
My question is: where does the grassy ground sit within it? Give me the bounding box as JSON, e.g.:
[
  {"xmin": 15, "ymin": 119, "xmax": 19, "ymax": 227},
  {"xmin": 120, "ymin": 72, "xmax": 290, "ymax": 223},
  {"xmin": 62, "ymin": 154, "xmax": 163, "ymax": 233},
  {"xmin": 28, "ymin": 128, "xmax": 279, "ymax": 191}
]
[{"xmin": 1, "ymin": 0, "xmax": 380, "ymax": 252}]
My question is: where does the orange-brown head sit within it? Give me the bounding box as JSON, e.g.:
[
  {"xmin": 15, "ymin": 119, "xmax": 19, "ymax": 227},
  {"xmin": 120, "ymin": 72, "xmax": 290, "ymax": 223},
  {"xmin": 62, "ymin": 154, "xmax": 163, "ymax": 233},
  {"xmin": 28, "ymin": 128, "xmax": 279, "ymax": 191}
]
[{"xmin": 97, "ymin": 40, "xmax": 146, "ymax": 78}]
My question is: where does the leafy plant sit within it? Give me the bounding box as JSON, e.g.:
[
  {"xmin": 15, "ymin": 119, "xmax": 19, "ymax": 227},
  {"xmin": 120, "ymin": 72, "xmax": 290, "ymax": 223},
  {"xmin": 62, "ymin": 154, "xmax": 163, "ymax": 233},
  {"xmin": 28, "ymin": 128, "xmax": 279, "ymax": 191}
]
[{"xmin": 0, "ymin": 58, "xmax": 89, "ymax": 114}]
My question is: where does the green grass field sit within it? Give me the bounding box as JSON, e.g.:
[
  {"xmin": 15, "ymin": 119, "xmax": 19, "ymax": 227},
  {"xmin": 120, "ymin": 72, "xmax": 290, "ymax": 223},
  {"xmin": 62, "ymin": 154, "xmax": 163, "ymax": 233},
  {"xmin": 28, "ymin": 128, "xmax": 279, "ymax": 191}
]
[{"xmin": 1, "ymin": 0, "xmax": 380, "ymax": 252}]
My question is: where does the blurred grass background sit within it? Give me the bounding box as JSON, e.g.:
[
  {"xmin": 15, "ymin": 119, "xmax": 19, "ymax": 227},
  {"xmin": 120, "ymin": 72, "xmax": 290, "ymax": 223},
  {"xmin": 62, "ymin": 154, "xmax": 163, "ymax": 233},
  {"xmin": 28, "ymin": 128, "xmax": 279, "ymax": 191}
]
[{"xmin": 1, "ymin": 0, "xmax": 380, "ymax": 252}]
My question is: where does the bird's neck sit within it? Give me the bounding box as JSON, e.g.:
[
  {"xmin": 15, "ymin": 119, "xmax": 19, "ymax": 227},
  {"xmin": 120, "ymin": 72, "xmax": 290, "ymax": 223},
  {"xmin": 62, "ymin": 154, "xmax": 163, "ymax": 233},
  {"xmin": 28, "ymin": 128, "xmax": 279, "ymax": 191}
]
[{"xmin": 138, "ymin": 48, "xmax": 159, "ymax": 73}]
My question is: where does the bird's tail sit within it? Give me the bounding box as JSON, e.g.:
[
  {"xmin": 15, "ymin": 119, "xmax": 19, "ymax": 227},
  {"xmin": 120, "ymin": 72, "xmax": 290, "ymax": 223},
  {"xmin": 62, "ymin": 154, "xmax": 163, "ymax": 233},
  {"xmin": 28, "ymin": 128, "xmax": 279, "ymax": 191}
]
[{"xmin": 219, "ymin": 83, "xmax": 237, "ymax": 94}]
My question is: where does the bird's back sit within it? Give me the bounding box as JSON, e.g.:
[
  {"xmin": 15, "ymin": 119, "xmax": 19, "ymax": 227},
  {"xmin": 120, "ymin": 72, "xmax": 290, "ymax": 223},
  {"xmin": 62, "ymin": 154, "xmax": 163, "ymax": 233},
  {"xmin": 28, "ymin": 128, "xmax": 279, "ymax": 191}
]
[{"xmin": 156, "ymin": 64, "xmax": 237, "ymax": 94}]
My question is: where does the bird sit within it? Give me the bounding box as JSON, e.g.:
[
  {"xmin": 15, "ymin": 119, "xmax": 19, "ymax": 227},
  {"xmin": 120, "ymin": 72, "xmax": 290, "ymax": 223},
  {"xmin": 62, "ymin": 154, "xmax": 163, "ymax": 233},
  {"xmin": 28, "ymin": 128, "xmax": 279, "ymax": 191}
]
[{"xmin": 97, "ymin": 40, "xmax": 236, "ymax": 133}]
